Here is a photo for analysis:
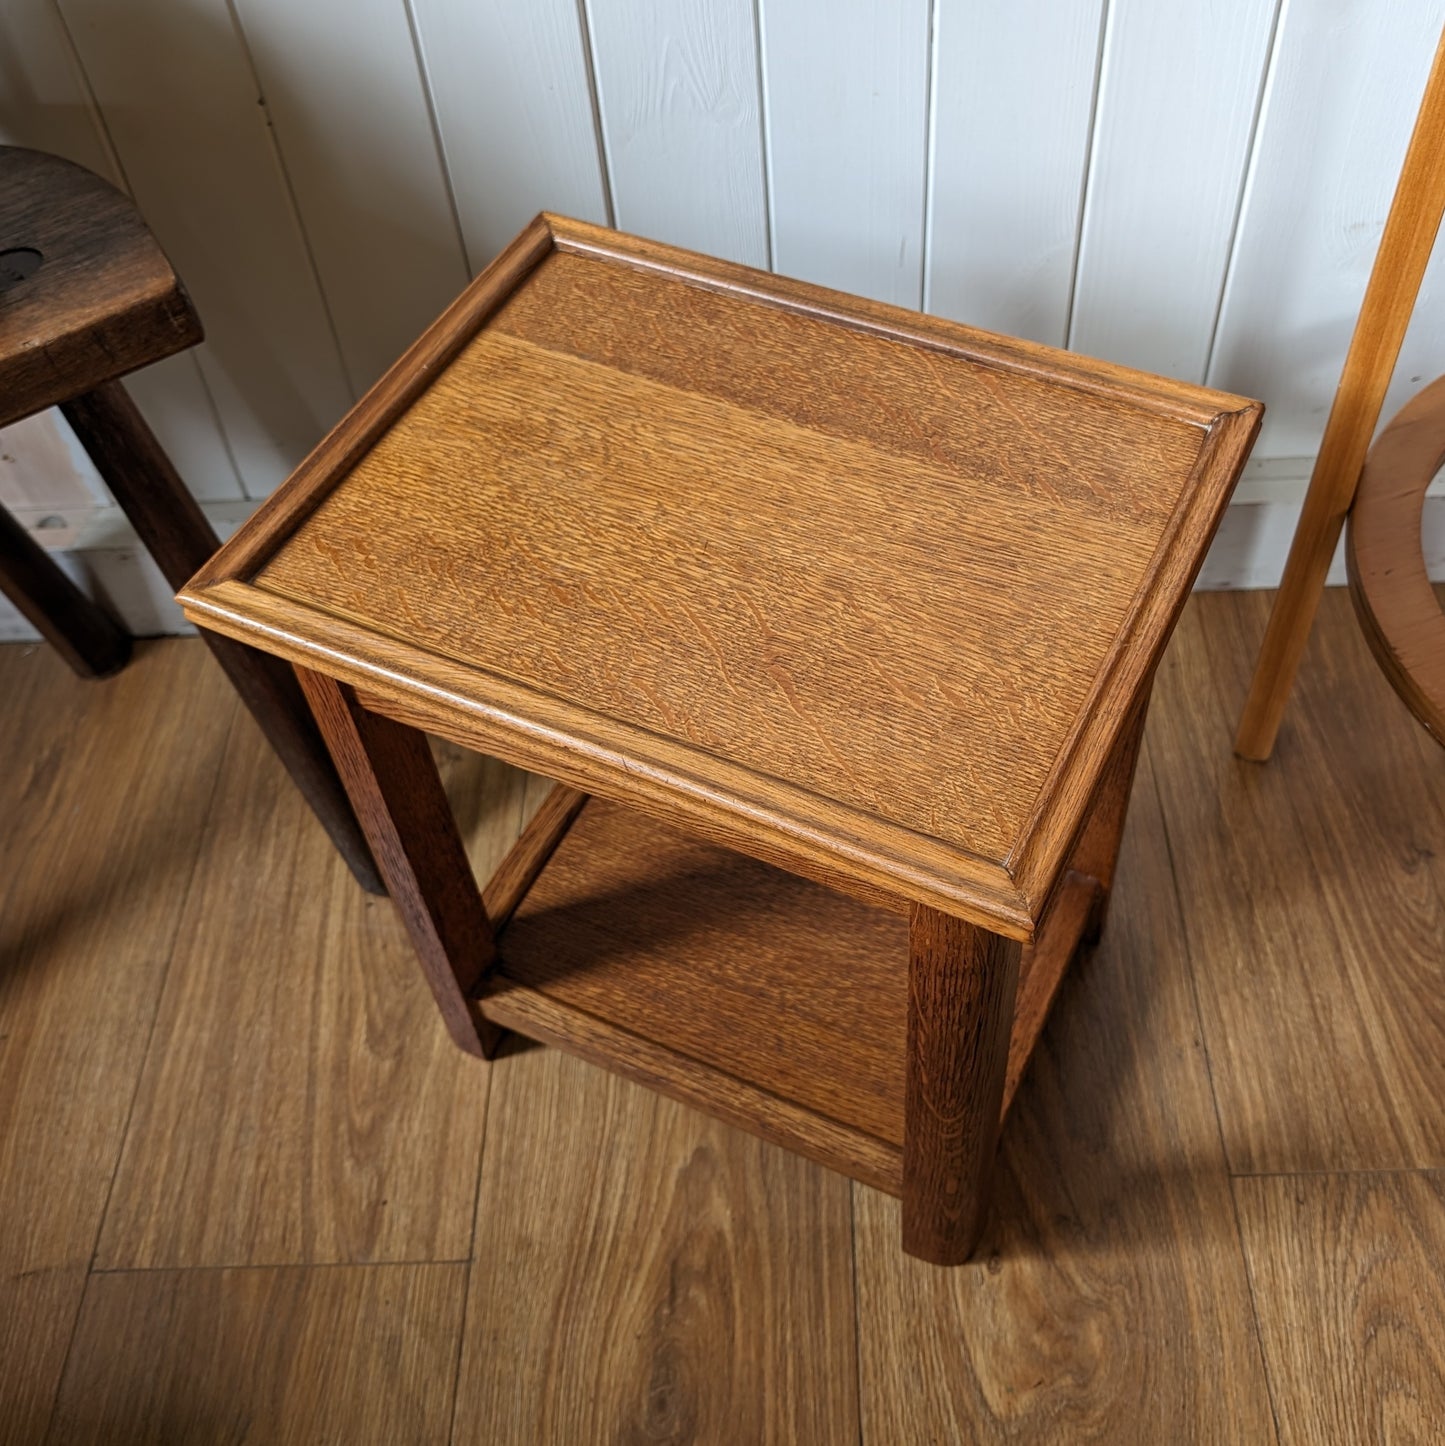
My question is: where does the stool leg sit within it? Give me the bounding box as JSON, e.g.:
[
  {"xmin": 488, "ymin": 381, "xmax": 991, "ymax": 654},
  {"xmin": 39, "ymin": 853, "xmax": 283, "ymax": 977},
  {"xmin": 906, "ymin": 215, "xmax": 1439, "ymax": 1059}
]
[
  {"xmin": 0, "ymin": 504, "xmax": 131, "ymax": 677},
  {"xmin": 59, "ymin": 381, "xmax": 383, "ymax": 896},
  {"xmin": 903, "ymin": 905, "xmax": 1020, "ymax": 1264},
  {"xmin": 1067, "ymin": 685, "xmax": 1151, "ymax": 945},
  {"xmin": 296, "ymin": 668, "xmax": 502, "ymax": 1060}
]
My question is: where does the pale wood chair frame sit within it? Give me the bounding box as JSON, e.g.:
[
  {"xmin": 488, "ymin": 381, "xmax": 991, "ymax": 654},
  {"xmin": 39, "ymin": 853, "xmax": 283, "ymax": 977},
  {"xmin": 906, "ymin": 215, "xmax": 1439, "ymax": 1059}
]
[{"xmin": 1235, "ymin": 24, "xmax": 1445, "ymax": 759}]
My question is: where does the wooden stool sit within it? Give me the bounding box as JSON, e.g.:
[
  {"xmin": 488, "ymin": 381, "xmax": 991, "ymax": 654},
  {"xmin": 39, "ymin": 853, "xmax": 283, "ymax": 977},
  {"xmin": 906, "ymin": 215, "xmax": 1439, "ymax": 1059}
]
[
  {"xmin": 1346, "ymin": 374, "xmax": 1445, "ymax": 745},
  {"xmin": 0, "ymin": 145, "xmax": 381, "ymax": 894},
  {"xmin": 180, "ymin": 217, "xmax": 1261, "ymax": 1264}
]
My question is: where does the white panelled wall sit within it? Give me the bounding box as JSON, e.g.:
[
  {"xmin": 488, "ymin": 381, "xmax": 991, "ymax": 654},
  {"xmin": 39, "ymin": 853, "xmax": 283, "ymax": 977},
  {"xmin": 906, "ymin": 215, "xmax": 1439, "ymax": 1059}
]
[{"xmin": 2, "ymin": 0, "xmax": 1444, "ymax": 638}]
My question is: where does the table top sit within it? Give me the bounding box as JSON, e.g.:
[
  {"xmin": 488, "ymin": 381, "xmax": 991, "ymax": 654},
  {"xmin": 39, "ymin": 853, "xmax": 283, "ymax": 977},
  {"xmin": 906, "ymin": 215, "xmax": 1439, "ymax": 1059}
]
[{"xmin": 181, "ymin": 215, "xmax": 1260, "ymax": 936}]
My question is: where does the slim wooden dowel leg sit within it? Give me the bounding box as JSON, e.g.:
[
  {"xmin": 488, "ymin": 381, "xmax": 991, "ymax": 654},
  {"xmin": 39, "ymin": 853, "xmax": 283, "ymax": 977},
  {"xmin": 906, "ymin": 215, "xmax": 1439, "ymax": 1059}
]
[
  {"xmin": 1234, "ymin": 22, "xmax": 1445, "ymax": 761},
  {"xmin": 903, "ymin": 906, "xmax": 1021, "ymax": 1265},
  {"xmin": 61, "ymin": 380, "xmax": 383, "ymax": 894},
  {"xmin": 296, "ymin": 668, "xmax": 501, "ymax": 1059}
]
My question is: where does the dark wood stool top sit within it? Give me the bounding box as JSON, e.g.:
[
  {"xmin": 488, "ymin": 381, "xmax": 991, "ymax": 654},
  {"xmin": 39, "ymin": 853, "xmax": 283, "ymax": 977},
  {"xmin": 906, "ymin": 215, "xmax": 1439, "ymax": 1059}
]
[{"xmin": 0, "ymin": 146, "xmax": 201, "ymax": 428}]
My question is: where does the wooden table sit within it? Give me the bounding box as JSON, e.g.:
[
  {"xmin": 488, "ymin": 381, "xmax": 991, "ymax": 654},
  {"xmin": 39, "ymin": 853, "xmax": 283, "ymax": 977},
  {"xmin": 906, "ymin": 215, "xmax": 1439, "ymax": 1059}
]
[{"xmin": 180, "ymin": 216, "xmax": 1260, "ymax": 1265}]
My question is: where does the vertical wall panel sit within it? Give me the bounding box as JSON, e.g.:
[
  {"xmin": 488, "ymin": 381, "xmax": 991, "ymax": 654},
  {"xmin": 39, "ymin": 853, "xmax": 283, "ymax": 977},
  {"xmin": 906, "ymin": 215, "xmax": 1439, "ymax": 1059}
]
[
  {"xmin": 412, "ymin": 0, "xmax": 608, "ymax": 272},
  {"xmin": 232, "ymin": 0, "xmax": 471, "ymax": 392},
  {"xmin": 1068, "ymin": 0, "xmax": 1279, "ymax": 380},
  {"xmin": 925, "ymin": 0, "xmax": 1104, "ymax": 346},
  {"xmin": 0, "ymin": 2, "xmax": 243, "ymax": 502},
  {"xmin": 762, "ymin": 0, "xmax": 931, "ymax": 307},
  {"xmin": 1209, "ymin": 0, "xmax": 1445, "ymax": 459},
  {"xmin": 0, "ymin": 414, "xmax": 108, "ymax": 512},
  {"xmin": 57, "ymin": 0, "xmax": 353, "ymax": 498},
  {"xmin": 587, "ymin": 0, "xmax": 767, "ymax": 266}
]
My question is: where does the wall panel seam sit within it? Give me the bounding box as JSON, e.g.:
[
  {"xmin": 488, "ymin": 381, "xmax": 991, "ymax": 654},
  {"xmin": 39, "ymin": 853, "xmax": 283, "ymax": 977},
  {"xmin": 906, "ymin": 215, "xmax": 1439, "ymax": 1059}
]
[
  {"xmin": 752, "ymin": 0, "xmax": 775, "ymax": 272},
  {"xmin": 221, "ymin": 0, "xmax": 357, "ymax": 413},
  {"xmin": 576, "ymin": 0, "xmax": 618, "ymax": 230},
  {"xmin": 1200, "ymin": 0, "xmax": 1289, "ymax": 385},
  {"xmin": 1062, "ymin": 0, "xmax": 1113, "ymax": 353},
  {"xmin": 401, "ymin": 0, "xmax": 475, "ymax": 276}
]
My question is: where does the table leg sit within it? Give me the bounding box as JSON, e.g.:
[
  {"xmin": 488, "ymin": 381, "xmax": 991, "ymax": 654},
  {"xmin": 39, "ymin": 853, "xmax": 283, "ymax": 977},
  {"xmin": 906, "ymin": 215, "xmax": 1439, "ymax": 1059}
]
[
  {"xmin": 296, "ymin": 668, "xmax": 501, "ymax": 1059},
  {"xmin": 1066, "ymin": 685, "xmax": 1151, "ymax": 944},
  {"xmin": 903, "ymin": 905, "xmax": 1021, "ymax": 1264}
]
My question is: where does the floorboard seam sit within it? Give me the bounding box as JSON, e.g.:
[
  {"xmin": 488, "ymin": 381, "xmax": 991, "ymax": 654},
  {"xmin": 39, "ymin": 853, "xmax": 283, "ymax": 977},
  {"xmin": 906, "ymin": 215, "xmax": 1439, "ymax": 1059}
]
[
  {"xmin": 87, "ymin": 1257, "xmax": 473, "ymax": 1275},
  {"xmin": 446, "ymin": 1049, "xmax": 502, "ymax": 1445},
  {"xmin": 1143, "ymin": 723, "xmax": 1284, "ymax": 1443},
  {"xmin": 44, "ymin": 692, "xmax": 243, "ymax": 1438},
  {"xmin": 1231, "ymin": 1166, "xmax": 1445, "ymax": 1179},
  {"xmin": 848, "ymin": 1182, "xmax": 866, "ymax": 1446}
]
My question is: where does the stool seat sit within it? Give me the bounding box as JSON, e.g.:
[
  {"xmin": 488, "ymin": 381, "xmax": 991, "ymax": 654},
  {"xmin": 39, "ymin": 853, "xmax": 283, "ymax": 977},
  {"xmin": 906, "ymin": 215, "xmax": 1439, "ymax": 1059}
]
[
  {"xmin": 0, "ymin": 146, "xmax": 201, "ymax": 428},
  {"xmin": 180, "ymin": 216, "xmax": 1262, "ymax": 1263},
  {"xmin": 0, "ymin": 143, "xmax": 382, "ymax": 893}
]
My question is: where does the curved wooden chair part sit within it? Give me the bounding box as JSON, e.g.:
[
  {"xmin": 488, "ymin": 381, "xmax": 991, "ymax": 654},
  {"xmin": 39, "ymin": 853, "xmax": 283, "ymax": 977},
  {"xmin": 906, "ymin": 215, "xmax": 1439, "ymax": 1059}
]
[
  {"xmin": 1347, "ymin": 376, "xmax": 1445, "ymax": 745},
  {"xmin": 1235, "ymin": 23, "xmax": 1445, "ymax": 760},
  {"xmin": 0, "ymin": 144, "xmax": 383, "ymax": 892}
]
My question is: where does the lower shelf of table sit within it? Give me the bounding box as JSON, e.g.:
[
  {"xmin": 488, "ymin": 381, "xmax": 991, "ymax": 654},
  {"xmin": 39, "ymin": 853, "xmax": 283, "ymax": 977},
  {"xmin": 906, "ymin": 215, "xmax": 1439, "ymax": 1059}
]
[{"xmin": 474, "ymin": 791, "xmax": 1098, "ymax": 1195}]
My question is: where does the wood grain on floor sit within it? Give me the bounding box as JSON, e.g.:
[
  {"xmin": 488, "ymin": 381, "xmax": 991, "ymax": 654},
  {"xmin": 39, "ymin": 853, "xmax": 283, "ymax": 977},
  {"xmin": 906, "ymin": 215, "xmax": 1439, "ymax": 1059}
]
[
  {"xmin": 47, "ymin": 1263, "xmax": 466, "ymax": 1445},
  {"xmin": 1235, "ymin": 1172, "xmax": 1445, "ymax": 1445},
  {"xmin": 853, "ymin": 738, "xmax": 1276, "ymax": 1443},
  {"xmin": 95, "ymin": 712, "xmax": 493, "ymax": 1270},
  {"xmin": 453, "ymin": 1047, "xmax": 857, "ymax": 1445},
  {"xmin": 1151, "ymin": 591, "xmax": 1445, "ymax": 1174},
  {"xmin": 1, "ymin": 592, "xmax": 1443, "ymax": 1443},
  {"xmin": 0, "ymin": 642, "xmax": 237, "ymax": 1445}
]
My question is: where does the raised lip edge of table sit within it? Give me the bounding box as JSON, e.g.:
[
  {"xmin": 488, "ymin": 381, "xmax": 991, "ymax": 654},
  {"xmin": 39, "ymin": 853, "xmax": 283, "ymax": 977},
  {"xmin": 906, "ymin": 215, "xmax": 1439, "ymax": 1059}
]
[{"xmin": 177, "ymin": 212, "xmax": 1262, "ymax": 940}]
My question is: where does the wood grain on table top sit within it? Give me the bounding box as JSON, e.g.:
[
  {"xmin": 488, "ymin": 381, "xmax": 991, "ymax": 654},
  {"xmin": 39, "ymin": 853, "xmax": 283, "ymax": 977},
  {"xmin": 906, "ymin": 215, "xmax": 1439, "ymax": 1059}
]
[{"xmin": 181, "ymin": 215, "xmax": 1261, "ymax": 933}]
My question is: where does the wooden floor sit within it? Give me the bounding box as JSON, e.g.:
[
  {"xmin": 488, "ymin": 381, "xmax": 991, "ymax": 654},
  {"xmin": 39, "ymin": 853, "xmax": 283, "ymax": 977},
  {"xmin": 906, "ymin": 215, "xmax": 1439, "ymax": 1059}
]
[{"xmin": 1, "ymin": 589, "xmax": 1442, "ymax": 1444}]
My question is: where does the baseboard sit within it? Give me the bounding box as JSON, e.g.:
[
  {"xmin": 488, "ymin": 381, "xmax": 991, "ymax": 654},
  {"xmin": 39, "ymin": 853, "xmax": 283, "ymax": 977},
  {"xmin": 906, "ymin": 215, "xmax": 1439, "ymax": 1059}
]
[
  {"xmin": 0, "ymin": 499, "xmax": 258, "ymax": 641},
  {"xmin": 1194, "ymin": 456, "xmax": 1445, "ymax": 590},
  {"xmin": 3, "ymin": 466, "xmax": 1443, "ymax": 641}
]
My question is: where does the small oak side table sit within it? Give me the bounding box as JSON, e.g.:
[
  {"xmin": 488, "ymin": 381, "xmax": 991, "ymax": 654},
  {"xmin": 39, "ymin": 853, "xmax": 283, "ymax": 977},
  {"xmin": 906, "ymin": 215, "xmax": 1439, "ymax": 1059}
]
[{"xmin": 180, "ymin": 217, "xmax": 1260, "ymax": 1265}]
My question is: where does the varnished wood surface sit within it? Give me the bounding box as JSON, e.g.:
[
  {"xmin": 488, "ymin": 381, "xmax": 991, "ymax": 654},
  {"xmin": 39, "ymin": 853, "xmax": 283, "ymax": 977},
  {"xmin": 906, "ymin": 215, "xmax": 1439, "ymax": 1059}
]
[
  {"xmin": 297, "ymin": 669, "xmax": 497, "ymax": 1057},
  {"xmin": 493, "ymin": 795, "xmax": 908, "ymax": 1147},
  {"xmin": 1235, "ymin": 22, "xmax": 1445, "ymax": 760},
  {"xmin": 49, "ymin": 1264, "xmax": 467, "ymax": 1445},
  {"xmin": 903, "ymin": 907, "xmax": 1019, "ymax": 1263},
  {"xmin": 452, "ymin": 1048, "xmax": 858, "ymax": 1446},
  {"xmin": 1151, "ymin": 589, "xmax": 1445, "ymax": 1174},
  {"xmin": 854, "ymin": 734, "xmax": 1278, "ymax": 1442},
  {"xmin": 182, "ymin": 215, "xmax": 1260, "ymax": 934},
  {"xmin": 61, "ymin": 380, "xmax": 384, "ymax": 894},
  {"xmin": 0, "ymin": 146, "xmax": 201, "ymax": 426},
  {"xmin": 93, "ymin": 696, "xmax": 492, "ymax": 1271},
  {"xmin": 1235, "ymin": 1173, "xmax": 1445, "ymax": 1445},
  {"xmin": 4, "ymin": 591, "xmax": 1443, "ymax": 1441},
  {"xmin": 1347, "ymin": 373, "xmax": 1445, "ymax": 743},
  {"xmin": 483, "ymin": 794, "xmax": 1101, "ymax": 1195},
  {"xmin": 0, "ymin": 642, "xmax": 236, "ymax": 1445}
]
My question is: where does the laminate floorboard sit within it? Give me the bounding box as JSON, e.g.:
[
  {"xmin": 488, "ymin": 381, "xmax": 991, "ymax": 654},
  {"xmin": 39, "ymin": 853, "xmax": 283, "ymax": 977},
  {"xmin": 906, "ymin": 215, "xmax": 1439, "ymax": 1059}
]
[
  {"xmin": 451, "ymin": 1048, "xmax": 858, "ymax": 1446},
  {"xmin": 1, "ymin": 589, "xmax": 1442, "ymax": 1443},
  {"xmin": 47, "ymin": 1263, "xmax": 466, "ymax": 1445},
  {"xmin": 0, "ymin": 642, "xmax": 237, "ymax": 1444},
  {"xmin": 853, "ymin": 738, "xmax": 1275, "ymax": 1443},
  {"xmin": 1236, "ymin": 1171, "xmax": 1445, "ymax": 1445},
  {"xmin": 95, "ymin": 713, "xmax": 494, "ymax": 1270},
  {"xmin": 1151, "ymin": 591, "xmax": 1445, "ymax": 1173}
]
